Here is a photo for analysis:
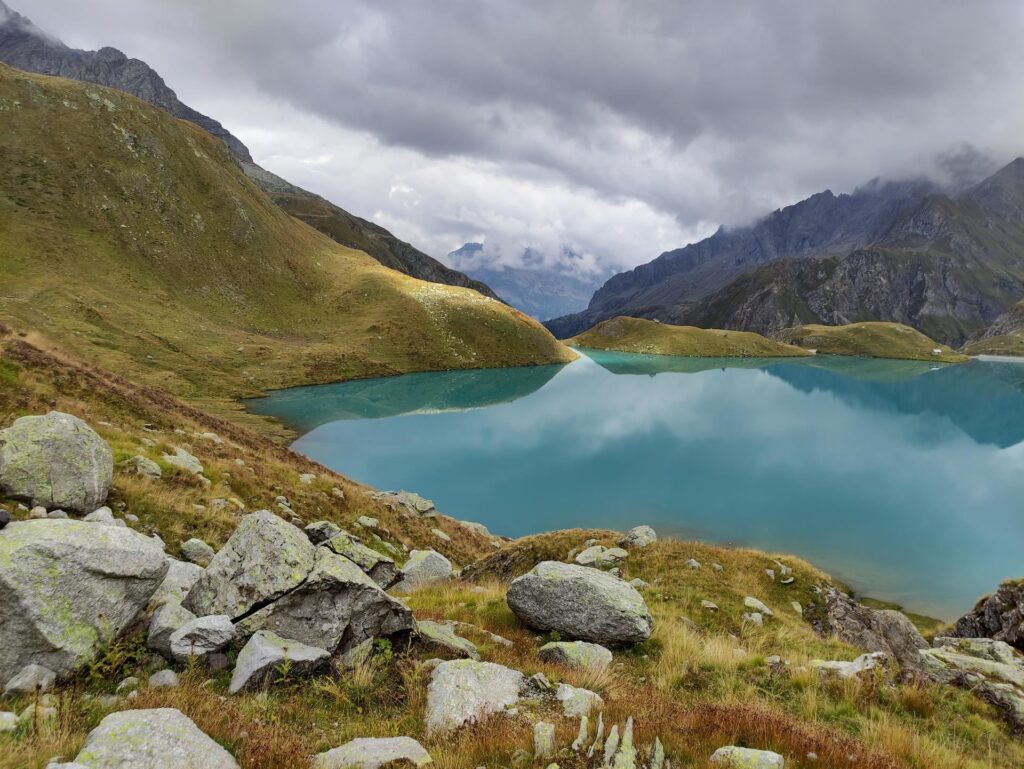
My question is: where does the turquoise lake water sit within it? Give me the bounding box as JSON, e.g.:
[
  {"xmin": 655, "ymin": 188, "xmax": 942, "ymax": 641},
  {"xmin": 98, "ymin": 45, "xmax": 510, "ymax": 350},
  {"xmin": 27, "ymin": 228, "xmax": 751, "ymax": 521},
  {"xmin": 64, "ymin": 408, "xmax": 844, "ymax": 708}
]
[{"xmin": 247, "ymin": 352, "xmax": 1024, "ymax": 620}]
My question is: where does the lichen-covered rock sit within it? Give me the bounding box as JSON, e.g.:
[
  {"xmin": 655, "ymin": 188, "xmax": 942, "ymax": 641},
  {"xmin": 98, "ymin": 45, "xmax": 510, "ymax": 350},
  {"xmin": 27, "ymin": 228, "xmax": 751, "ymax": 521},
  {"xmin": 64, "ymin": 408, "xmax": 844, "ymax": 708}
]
[
  {"xmin": 425, "ymin": 659, "xmax": 523, "ymax": 734},
  {"xmin": 313, "ymin": 736, "xmax": 432, "ymax": 769},
  {"xmin": 811, "ymin": 651, "xmax": 889, "ymax": 679},
  {"xmin": 556, "ymin": 683, "xmax": 603, "ymax": 717},
  {"xmin": 150, "ymin": 558, "xmax": 203, "ymax": 608},
  {"xmin": 168, "ymin": 615, "xmax": 235, "ymax": 662},
  {"xmin": 539, "ymin": 640, "xmax": 613, "ymax": 670},
  {"xmin": 0, "ymin": 412, "xmax": 113, "ymax": 513},
  {"xmin": 808, "ymin": 587, "xmax": 929, "ymax": 678},
  {"xmin": 534, "ymin": 721, "xmax": 556, "ymax": 760},
  {"xmin": 0, "ymin": 520, "xmax": 167, "ymax": 683},
  {"xmin": 120, "ymin": 455, "xmax": 161, "ymax": 479},
  {"xmin": 3, "ymin": 663, "xmax": 56, "ymax": 697},
  {"xmin": 507, "ymin": 561, "xmax": 652, "ymax": 646},
  {"xmin": 416, "ymin": 620, "xmax": 480, "ymax": 660},
  {"xmin": 180, "ymin": 538, "xmax": 215, "ymax": 567},
  {"xmin": 618, "ymin": 525, "xmax": 657, "ymax": 549},
  {"xmin": 323, "ymin": 532, "xmax": 398, "ymax": 588},
  {"xmin": 574, "ymin": 545, "xmax": 628, "ymax": 570},
  {"xmin": 229, "ymin": 630, "xmax": 330, "ymax": 694},
  {"xmin": 951, "ymin": 581, "xmax": 1024, "ymax": 651},
  {"xmin": 83, "ymin": 507, "xmax": 119, "ymax": 525},
  {"xmin": 161, "ymin": 447, "xmax": 203, "ymax": 475},
  {"xmin": 709, "ymin": 746, "xmax": 785, "ymax": 768},
  {"xmin": 236, "ymin": 549, "xmax": 414, "ymax": 654},
  {"xmin": 74, "ymin": 708, "xmax": 239, "ymax": 768},
  {"xmin": 183, "ymin": 510, "xmax": 315, "ymax": 618},
  {"xmin": 393, "ymin": 549, "xmax": 452, "ymax": 593},
  {"xmin": 743, "ymin": 596, "xmax": 773, "ymax": 617}
]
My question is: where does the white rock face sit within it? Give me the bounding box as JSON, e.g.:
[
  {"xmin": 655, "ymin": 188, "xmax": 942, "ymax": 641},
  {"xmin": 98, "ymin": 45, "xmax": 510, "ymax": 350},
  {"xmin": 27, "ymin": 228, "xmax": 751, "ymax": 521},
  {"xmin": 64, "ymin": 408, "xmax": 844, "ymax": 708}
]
[
  {"xmin": 710, "ymin": 746, "xmax": 785, "ymax": 768},
  {"xmin": 392, "ymin": 549, "xmax": 452, "ymax": 593},
  {"xmin": 506, "ymin": 561, "xmax": 653, "ymax": 646},
  {"xmin": 618, "ymin": 525, "xmax": 657, "ymax": 548},
  {"xmin": 168, "ymin": 615, "xmax": 235, "ymax": 662},
  {"xmin": 425, "ymin": 659, "xmax": 523, "ymax": 734},
  {"xmin": 313, "ymin": 736, "xmax": 432, "ymax": 768},
  {"xmin": 0, "ymin": 411, "xmax": 113, "ymax": 513},
  {"xmin": 0, "ymin": 520, "xmax": 167, "ymax": 683},
  {"xmin": 74, "ymin": 708, "xmax": 239, "ymax": 768},
  {"xmin": 229, "ymin": 630, "xmax": 330, "ymax": 694}
]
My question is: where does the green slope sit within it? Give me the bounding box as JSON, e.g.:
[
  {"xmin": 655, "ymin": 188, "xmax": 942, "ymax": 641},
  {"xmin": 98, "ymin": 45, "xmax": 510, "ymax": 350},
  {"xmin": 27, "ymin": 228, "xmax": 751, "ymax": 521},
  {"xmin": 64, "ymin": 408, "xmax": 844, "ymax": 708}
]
[
  {"xmin": 0, "ymin": 64, "xmax": 573, "ymax": 417},
  {"xmin": 570, "ymin": 316, "xmax": 810, "ymax": 358},
  {"xmin": 777, "ymin": 322, "xmax": 968, "ymax": 363}
]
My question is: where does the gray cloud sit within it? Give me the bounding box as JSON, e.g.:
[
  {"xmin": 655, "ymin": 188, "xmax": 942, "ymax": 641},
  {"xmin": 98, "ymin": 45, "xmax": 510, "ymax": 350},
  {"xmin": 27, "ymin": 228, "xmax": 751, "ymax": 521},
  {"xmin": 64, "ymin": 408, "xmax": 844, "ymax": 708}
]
[{"xmin": 20, "ymin": 0, "xmax": 1024, "ymax": 271}]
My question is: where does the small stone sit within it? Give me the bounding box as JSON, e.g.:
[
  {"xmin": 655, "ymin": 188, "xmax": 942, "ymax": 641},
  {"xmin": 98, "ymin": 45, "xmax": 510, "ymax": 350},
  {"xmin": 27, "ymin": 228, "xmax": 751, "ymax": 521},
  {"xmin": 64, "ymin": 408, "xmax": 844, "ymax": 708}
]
[
  {"xmin": 356, "ymin": 515, "xmax": 379, "ymax": 529},
  {"xmin": 30, "ymin": 505, "xmax": 47, "ymax": 518},
  {"xmin": 47, "ymin": 509, "xmax": 68, "ymax": 519},
  {"xmin": 712, "ymin": 563, "xmax": 723, "ymax": 571},
  {"xmin": 685, "ymin": 558, "xmax": 701, "ymax": 570},
  {"xmin": 743, "ymin": 596, "xmax": 774, "ymax": 617},
  {"xmin": 0, "ymin": 711, "xmax": 16, "ymax": 732},
  {"xmin": 148, "ymin": 669, "xmax": 179, "ymax": 689},
  {"xmin": 811, "ymin": 651, "xmax": 889, "ymax": 679},
  {"xmin": 148, "ymin": 601, "xmax": 197, "ymax": 657},
  {"xmin": 629, "ymin": 578, "xmax": 649, "ymax": 589},
  {"xmin": 125, "ymin": 514, "xmax": 139, "ymax": 523},
  {"xmin": 169, "ymin": 615, "xmax": 235, "ymax": 661},
  {"xmin": 743, "ymin": 612, "xmax": 764, "ymax": 626},
  {"xmin": 709, "ymin": 746, "xmax": 784, "ymax": 768},
  {"xmin": 3, "ymin": 663, "xmax": 56, "ymax": 697},
  {"xmin": 180, "ymin": 538, "xmax": 216, "ymax": 567},
  {"xmin": 701, "ymin": 600, "xmax": 719, "ymax": 611},
  {"xmin": 83, "ymin": 506, "xmax": 116, "ymax": 524},
  {"xmin": 534, "ymin": 721, "xmax": 556, "ymax": 760},
  {"xmin": 121, "ymin": 455, "xmax": 162, "ymax": 479},
  {"xmin": 618, "ymin": 525, "xmax": 657, "ymax": 548},
  {"xmin": 313, "ymin": 737, "xmax": 432, "ymax": 769},
  {"xmin": 431, "ymin": 527, "xmax": 451, "ymax": 542},
  {"xmin": 556, "ymin": 683, "xmax": 603, "ymax": 717},
  {"xmin": 416, "ymin": 620, "xmax": 480, "ymax": 660},
  {"xmin": 780, "ymin": 576, "xmax": 794, "ymax": 585},
  {"xmin": 162, "ymin": 447, "xmax": 204, "ymax": 475},
  {"xmin": 115, "ymin": 677, "xmax": 139, "ymax": 694},
  {"xmin": 331, "ymin": 487, "xmax": 345, "ymax": 500},
  {"xmin": 298, "ymin": 473, "xmax": 316, "ymax": 485},
  {"xmin": 791, "ymin": 601, "xmax": 803, "ymax": 616},
  {"xmin": 19, "ymin": 704, "xmax": 57, "ymax": 727},
  {"xmin": 765, "ymin": 569, "xmax": 775, "ymax": 580},
  {"xmin": 538, "ymin": 640, "xmax": 613, "ymax": 670}
]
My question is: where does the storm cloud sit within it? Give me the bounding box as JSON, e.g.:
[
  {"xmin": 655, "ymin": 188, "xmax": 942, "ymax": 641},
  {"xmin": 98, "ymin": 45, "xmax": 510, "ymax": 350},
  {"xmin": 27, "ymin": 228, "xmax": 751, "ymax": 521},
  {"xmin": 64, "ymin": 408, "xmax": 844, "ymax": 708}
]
[{"xmin": 23, "ymin": 0, "xmax": 1024, "ymax": 272}]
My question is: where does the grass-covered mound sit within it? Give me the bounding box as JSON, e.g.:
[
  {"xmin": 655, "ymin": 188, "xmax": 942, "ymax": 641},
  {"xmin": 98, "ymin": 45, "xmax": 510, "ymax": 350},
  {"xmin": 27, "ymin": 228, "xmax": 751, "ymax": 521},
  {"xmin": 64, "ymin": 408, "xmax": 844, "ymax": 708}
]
[
  {"xmin": 0, "ymin": 64, "xmax": 572, "ymax": 425},
  {"xmin": 571, "ymin": 316, "xmax": 811, "ymax": 358},
  {"xmin": 777, "ymin": 322, "xmax": 968, "ymax": 363}
]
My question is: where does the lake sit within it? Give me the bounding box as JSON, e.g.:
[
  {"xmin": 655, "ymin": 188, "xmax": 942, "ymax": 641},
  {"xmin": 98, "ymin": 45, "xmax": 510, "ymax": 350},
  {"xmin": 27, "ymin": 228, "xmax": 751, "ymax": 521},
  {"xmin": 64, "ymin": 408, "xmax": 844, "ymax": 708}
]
[{"xmin": 247, "ymin": 351, "xmax": 1024, "ymax": 620}]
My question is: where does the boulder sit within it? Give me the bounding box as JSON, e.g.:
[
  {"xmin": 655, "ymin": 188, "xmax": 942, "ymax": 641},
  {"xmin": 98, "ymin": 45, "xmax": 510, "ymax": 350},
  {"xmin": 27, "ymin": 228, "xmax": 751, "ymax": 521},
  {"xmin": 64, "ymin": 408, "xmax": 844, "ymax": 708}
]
[
  {"xmin": 808, "ymin": 587, "xmax": 929, "ymax": 678},
  {"xmin": 506, "ymin": 561, "xmax": 652, "ymax": 646},
  {"xmin": 415, "ymin": 620, "xmax": 480, "ymax": 660},
  {"xmin": 73, "ymin": 708, "xmax": 239, "ymax": 768},
  {"xmin": 710, "ymin": 746, "xmax": 784, "ymax": 768},
  {"xmin": 313, "ymin": 737, "xmax": 432, "ymax": 769},
  {"xmin": 921, "ymin": 637, "xmax": 1024, "ymax": 731},
  {"xmin": 180, "ymin": 538, "xmax": 215, "ymax": 567},
  {"xmin": 162, "ymin": 447, "xmax": 203, "ymax": 475},
  {"xmin": 168, "ymin": 615, "xmax": 235, "ymax": 662},
  {"xmin": 538, "ymin": 640, "xmax": 612, "ymax": 670},
  {"xmin": 574, "ymin": 545, "xmax": 628, "ymax": 570},
  {"xmin": 121, "ymin": 455, "xmax": 161, "ymax": 479},
  {"xmin": 392, "ymin": 549, "xmax": 452, "ymax": 593},
  {"xmin": 618, "ymin": 525, "xmax": 657, "ymax": 549},
  {"xmin": 3, "ymin": 663, "xmax": 56, "ymax": 697},
  {"xmin": 323, "ymin": 532, "xmax": 398, "ymax": 588},
  {"xmin": 556, "ymin": 683, "xmax": 603, "ymax": 717},
  {"xmin": 951, "ymin": 581, "xmax": 1024, "ymax": 651},
  {"xmin": 236, "ymin": 549, "xmax": 414, "ymax": 654},
  {"xmin": 150, "ymin": 558, "xmax": 203, "ymax": 607},
  {"xmin": 183, "ymin": 510, "xmax": 315, "ymax": 618},
  {"xmin": 425, "ymin": 659, "xmax": 523, "ymax": 734},
  {"xmin": 743, "ymin": 596, "xmax": 773, "ymax": 617},
  {"xmin": 305, "ymin": 520, "xmax": 343, "ymax": 545},
  {"xmin": 811, "ymin": 652, "xmax": 889, "ymax": 679},
  {"xmin": 0, "ymin": 412, "xmax": 113, "ymax": 513},
  {"xmin": 0, "ymin": 520, "xmax": 167, "ymax": 683},
  {"xmin": 229, "ymin": 630, "xmax": 330, "ymax": 694},
  {"xmin": 83, "ymin": 507, "xmax": 119, "ymax": 525}
]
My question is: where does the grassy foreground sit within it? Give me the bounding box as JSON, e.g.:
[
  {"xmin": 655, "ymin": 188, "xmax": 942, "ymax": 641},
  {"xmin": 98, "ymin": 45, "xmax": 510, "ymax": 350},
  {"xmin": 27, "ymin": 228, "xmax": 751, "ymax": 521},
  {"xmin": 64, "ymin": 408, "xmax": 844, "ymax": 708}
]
[
  {"xmin": 776, "ymin": 323, "xmax": 968, "ymax": 363},
  {"xmin": 0, "ymin": 64, "xmax": 572, "ymax": 432},
  {"xmin": 2, "ymin": 328, "xmax": 1022, "ymax": 769},
  {"xmin": 571, "ymin": 316, "xmax": 811, "ymax": 358}
]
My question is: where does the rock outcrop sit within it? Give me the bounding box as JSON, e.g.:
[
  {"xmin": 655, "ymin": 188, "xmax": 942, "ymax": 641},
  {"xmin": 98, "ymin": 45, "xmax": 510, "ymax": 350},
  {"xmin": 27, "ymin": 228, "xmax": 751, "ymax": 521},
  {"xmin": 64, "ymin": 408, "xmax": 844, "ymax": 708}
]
[
  {"xmin": 0, "ymin": 520, "xmax": 166, "ymax": 684},
  {"xmin": 951, "ymin": 581, "xmax": 1024, "ymax": 651},
  {"xmin": 507, "ymin": 561, "xmax": 653, "ymax": 645},
  {"xmin": 0, "ymin": 412, "xmax": 112, "ymax": 513}
]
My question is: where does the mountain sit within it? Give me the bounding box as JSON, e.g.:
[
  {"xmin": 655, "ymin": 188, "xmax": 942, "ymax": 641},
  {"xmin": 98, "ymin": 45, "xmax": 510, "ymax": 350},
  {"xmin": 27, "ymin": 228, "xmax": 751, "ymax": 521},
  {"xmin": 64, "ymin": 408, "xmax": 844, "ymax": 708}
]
[
  {"xmin": 447, "ymin": 243, "xmax": 608, "ymax": 320},
  {"xmin": 0, "ymin": 64, "xmax": 571, "ymax": 412},
  {"xmin": 546, "ymin": 177, "xmax": 938, "ymax": 337},
  {"xmin": 548, "ymin": 161, "xmax": 1024, "ymax": 346},
  {"xmin": 962, "ymin": 298, "xmax": 1024, "ymax": 356},
  {"xmin": 0, "ymin": 2, "xmax": 496, "ymax": 299}
]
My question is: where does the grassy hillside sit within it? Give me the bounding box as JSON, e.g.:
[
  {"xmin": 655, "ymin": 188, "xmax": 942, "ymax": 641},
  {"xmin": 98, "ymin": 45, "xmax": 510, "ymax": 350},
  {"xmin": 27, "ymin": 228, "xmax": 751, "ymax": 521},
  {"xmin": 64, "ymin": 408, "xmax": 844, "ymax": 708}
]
[
  {"xmin": 571, "ymin": 316, "xmax": 811, "ymax": 357},
  {"xmin": 777, "ymin": 323, "xmax": 968, "ymax": 363},
  {"xmin": 962, "ymin": 299, "xmax": 1024, "ymax": 356},
  {"xmin": 0, "ymin": 64, "xmax": 572, "ymax": 426}
]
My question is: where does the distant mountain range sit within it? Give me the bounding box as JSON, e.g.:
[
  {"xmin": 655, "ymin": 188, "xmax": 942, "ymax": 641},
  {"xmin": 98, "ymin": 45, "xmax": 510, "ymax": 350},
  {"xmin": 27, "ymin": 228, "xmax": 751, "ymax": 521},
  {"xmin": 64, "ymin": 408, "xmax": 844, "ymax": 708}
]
[
  {"xmin": 0, "ymin": 0, "xmax": 495, "ymax": 299},
  {"xmin": 548, "ymin": 161, "xmax": 1024, "ymax": 346},
  {"xmin": 447, "ymin": 243, "xmax": 610, "ymax": 320}
]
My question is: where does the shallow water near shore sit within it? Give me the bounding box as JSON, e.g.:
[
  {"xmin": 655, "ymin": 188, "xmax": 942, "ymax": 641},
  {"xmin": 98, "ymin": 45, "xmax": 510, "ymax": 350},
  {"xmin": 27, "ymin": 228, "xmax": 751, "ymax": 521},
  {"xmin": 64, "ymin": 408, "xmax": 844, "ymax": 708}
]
[{"xmin": 247, "ymin": 352, "xmax": 1024, "ymax": 620}]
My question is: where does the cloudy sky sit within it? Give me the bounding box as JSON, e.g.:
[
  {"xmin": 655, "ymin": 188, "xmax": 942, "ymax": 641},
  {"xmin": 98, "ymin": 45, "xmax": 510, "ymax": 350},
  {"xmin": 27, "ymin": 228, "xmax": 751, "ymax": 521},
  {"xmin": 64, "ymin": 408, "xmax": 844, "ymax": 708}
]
[{"xmin": 20, "ymin": 0, "xmax": 1024, "ymax": 275}]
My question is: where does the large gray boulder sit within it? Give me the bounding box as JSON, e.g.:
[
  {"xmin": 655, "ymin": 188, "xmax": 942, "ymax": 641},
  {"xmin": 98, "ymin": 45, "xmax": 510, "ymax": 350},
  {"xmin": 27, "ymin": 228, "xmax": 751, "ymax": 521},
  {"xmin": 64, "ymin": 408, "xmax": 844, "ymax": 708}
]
[
  {"xmin": 73, "ymin": 708, "xmax": 239, "ymax": 768},
  {"xmin": 392, "ymin": 549, "xmax": 452, "ymax": 593},
  {"xmin": 236, "ymin": 549, "xmax": 414, "ymax": 654},
  {"xmin": 322, "ymin": 532, "xmax": 398, "ymax": 588},
  {"xmin": 313, "ymin": 736, "xmax": 432, "ymax": 769},
  {"xmin": 0, "ymin": 412, "xmax": 112, "ymax": 513},
  {"xmin": 808, "ymin": 587, "xmax": 929, "ymax": 678},
  {"xmin": 0, "ymin": 520, "xmax": 166, "ymax": 683},
  {"xmin": 425, "ymin": 659, "xmax": 523, "ymax": 734},
  {"xmin": 951, "ymin": 581, "xmax": 1024, "ymax": 651},
  {"xmin": 229, "ymin": 630, "xmax": 330, "ymax": 694},
  {"xmin": 506, "ymin": 561, "xmax": 653, "ymax": 646},
  {"xmin": 183, "ymin": 510, "xmax": 315, "ymax": 618}
]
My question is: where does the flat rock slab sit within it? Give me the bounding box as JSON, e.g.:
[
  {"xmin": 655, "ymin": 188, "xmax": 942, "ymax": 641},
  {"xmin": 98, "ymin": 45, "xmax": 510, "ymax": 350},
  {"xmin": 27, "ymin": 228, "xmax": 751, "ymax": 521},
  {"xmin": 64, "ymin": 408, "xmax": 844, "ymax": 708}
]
[
  {"xmin": 229, "ymin": 630, "xmax": 330, "ymax": 694},
  {"xmin": 313, "ymin": 736, "xmax": 432, "ymax": 768},
  {"xmin": 506, "ymin": 561, "xmax": 652, "ymax": 646},
  {"xmin": 74, "ymin": 708, "xmax": 238, "ymax": 768},
  {"xmin": 425, "ymin": 659, "xmax": 523, "ymax": 734},
  {"xmin": 0, "ymin": 520, "xmax": 166, "ymax": 683}
]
